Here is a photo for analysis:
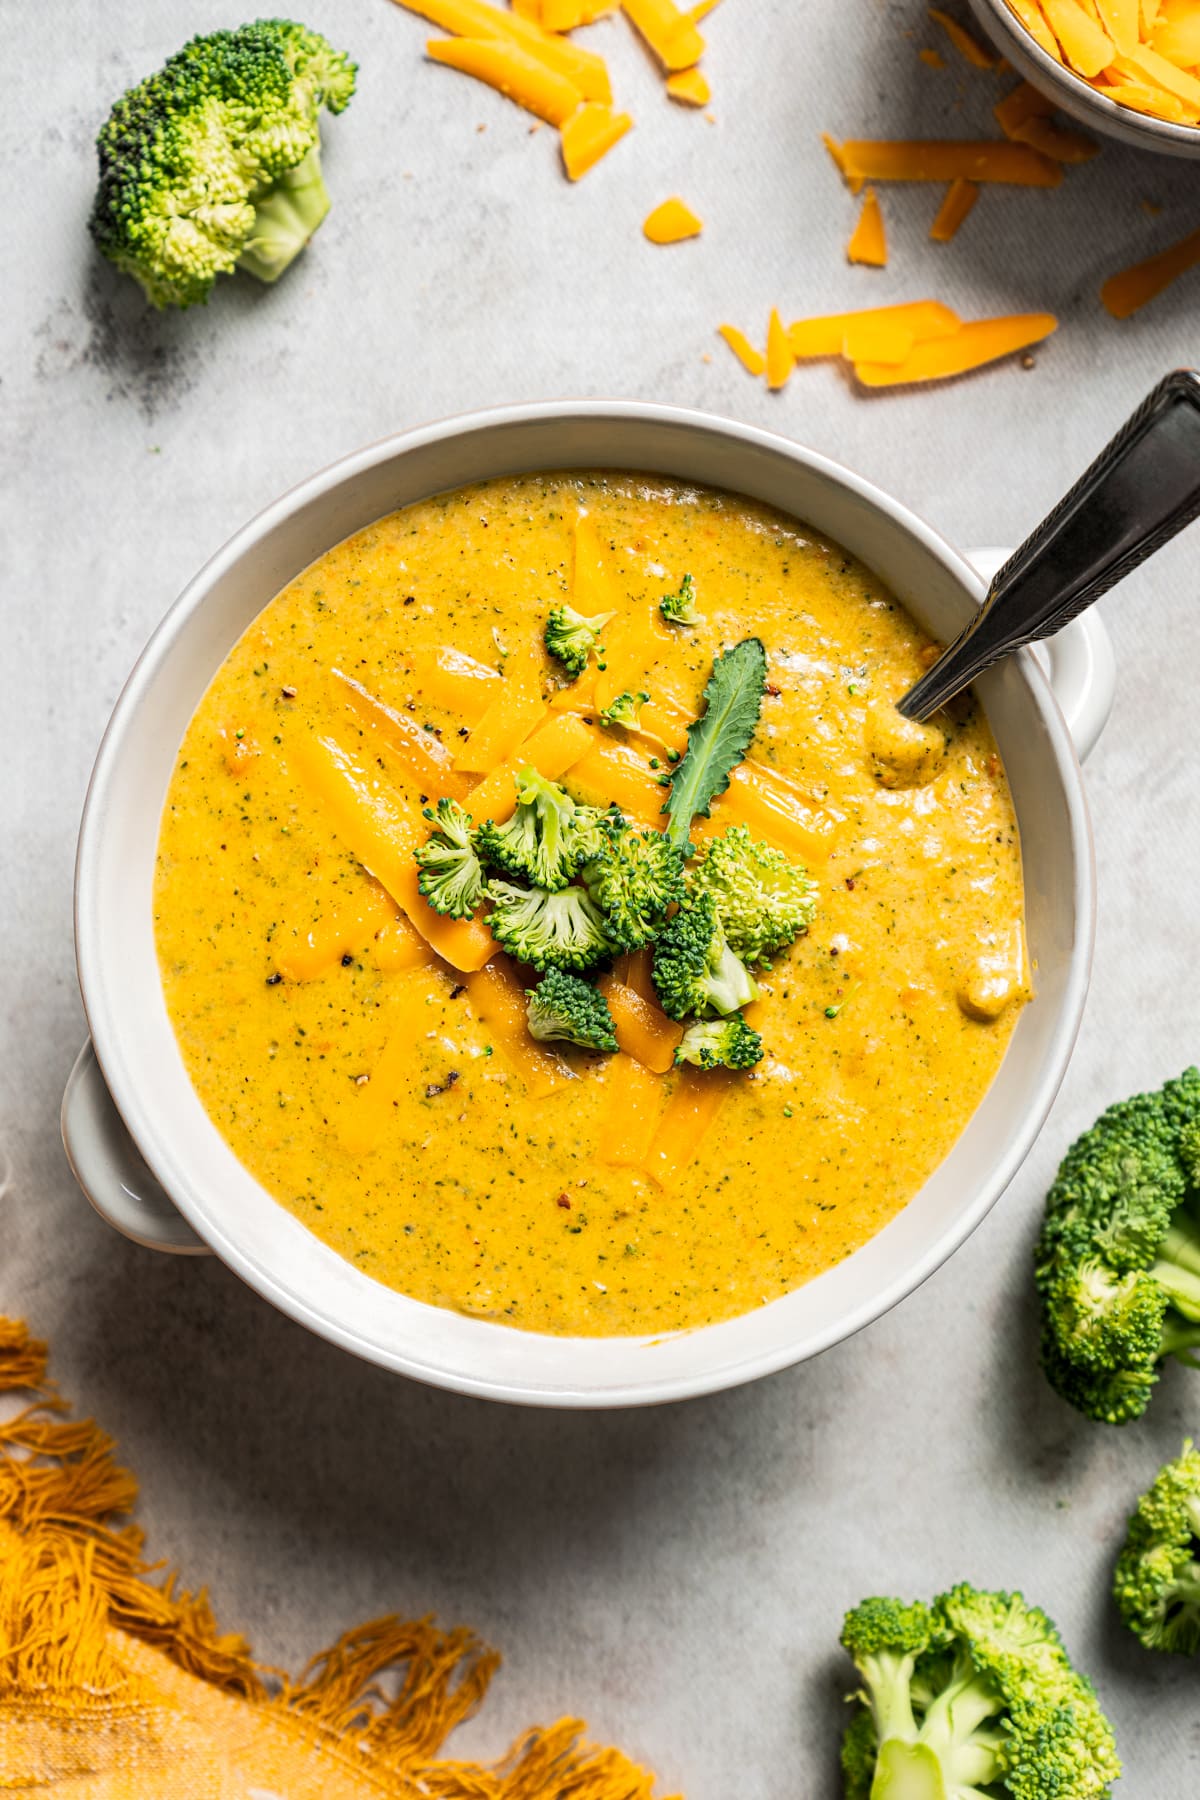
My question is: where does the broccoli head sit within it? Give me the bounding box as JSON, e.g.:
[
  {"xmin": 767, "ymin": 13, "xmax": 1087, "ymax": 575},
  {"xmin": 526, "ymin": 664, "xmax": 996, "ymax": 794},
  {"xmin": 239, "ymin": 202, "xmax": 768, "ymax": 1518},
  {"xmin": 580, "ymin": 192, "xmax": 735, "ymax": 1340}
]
[
  {"xmin": 414, "ymin": 799, "xmax": 487, "ymax": 919},
  {"xmin": 675, "ymin": 1015, "xmax": 762, "ymax": 1071},
  {"xmin": 525, "ymin": 970, "xmax": 618, "ymax": 1053},
  {"xmin": 90, "ymin": 21, "xmax": 357, "ymax": 308},
  {"xmin": 651, "ymin": 891, "xmax": 759, "ymax": 1020},
  {"xmin": 545, "ymin": 603, "xmax": 615, "ymax": 678},
  {"xmin": 581, "ymin": 822, "xmax": 686, "ymax": 952},
  {"xmin": 477, "ymin": 768, "xmax": 587, "ymax": 891},
  {"xmin": 840, "ymin": 1584, "xmax": 1121, "ymax": 1800},
  {"xmin": 486, "ymin": 879, "xmax": 614, "ymax": 973},
  {"xmin": 1035, "ymin": 1067, "xmax": 1200, "ymax": 1424},
  {"xmin": 690, "ymin": 824, "xmax": 818, "ymax": 967},
  {"xmin": 659, "ymin": 572, "xmax": 700, "ymax": 627},
  {"xmin": 599, "ymin": 689, "xmax": 649, "ymax": 729},
  {"xmin": 1113, "ymin": 1441, "xmax": 1200, "ymax": 1654}
]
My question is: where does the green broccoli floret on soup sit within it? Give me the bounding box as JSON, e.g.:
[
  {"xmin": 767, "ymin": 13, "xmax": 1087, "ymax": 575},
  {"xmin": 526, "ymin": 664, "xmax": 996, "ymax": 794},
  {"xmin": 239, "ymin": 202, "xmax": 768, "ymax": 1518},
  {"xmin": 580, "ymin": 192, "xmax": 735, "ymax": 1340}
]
[
  {"xmin": 690, "ymin": 824, "xmax": 817, "ymax": 967},
  {"xmin": 675, "ymin": 1016, "xmax": 762, "ymax": 1071},
  {"xmin": 544, "ymin": 603, "xmax": 614, "ymax": 678},
  {"xmin": 525, "ymin": 969, "xmax": 618, "ymax": 1053},
  {"xmin": 486, "ymin": 879, "xmax": 614, "ymax": 973},
  {"xmin": 414, "ymin": 799, "xmax": 487, "ymax": 920},
  {"xmin": 651, "ymin": 891, "xmax": 758, "ymax": 1020},
  {"xmin": 581, "ymin": 822, "xmax": 686, "ymax": 952}
]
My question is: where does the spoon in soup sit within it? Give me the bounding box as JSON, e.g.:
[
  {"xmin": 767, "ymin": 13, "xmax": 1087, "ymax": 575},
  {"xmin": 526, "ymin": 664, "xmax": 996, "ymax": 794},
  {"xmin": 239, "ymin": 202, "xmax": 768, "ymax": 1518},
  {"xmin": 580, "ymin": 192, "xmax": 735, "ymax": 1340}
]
[{"xmin": 899, "ymin": 368, "xmax": 1200, "ymax": 722}]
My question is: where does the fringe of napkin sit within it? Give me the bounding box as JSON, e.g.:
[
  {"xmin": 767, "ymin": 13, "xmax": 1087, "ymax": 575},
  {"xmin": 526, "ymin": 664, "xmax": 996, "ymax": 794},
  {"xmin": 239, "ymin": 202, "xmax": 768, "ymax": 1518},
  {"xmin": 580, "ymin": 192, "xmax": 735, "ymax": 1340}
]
[{"xmin": 0, "ymin": 1314, "xmax": 671, "ymax": 1799}]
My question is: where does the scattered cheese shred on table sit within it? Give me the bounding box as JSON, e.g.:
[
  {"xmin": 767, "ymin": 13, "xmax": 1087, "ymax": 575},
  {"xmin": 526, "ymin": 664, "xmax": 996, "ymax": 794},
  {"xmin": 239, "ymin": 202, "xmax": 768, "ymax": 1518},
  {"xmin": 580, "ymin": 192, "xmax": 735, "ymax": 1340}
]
[
  {"xmin": 666, "ymin": 65, "xmax": 711, "ymax": 104},
  {"xmin": 930, "ymin": 176, "xmax": 980, "ymax": 239},
  {"xmin": 717, "ymin": 324, "xmax": 766, "ymax": 376},
  {"xmin": 765, "ymin": 308, "xmax": 796, "ymax": 389},
  {"xmin": 1100, "ymin": 225, "xmax": 1200, "ymax": 317},
  {"xmin": 920, "ymin": 46, "xmax": 947, "ymax": 68},
  {"xmin": 994, "ymin": 78, "xmax": 1056, "ymax": 135},
  {"xmin": 427, "ymin": 35, "xmax": 583, "ymax": 122},
  {"xmin": 1004, "ymin": 0, "xmax": 1200, "ymax": 122},
  {"xmin": 541, "ymin": 0, "xmax": 617, "ymax": 25},
  {"xmin": 621, "ymin": 0, "xmax": 706, "ymax": 69},
  {"xmin": 401, "ymin": 0, "xmax": 612, "ymax": 101},
  {"xmin": 690, "ymin": 0, "xmax": 722, "ymax": 18},
  {"xmin": 853, "ymin": 312, "xmax": 1058, "ymax": 386},
  {"xmin": 928, "ymin": 7, "xmax": 998, "ymax": 67},
  {"xmin": 561, "ymin": 101, "xmax": 633, "ymax": 176},
  {"xmin": 643, "ymin": 195, "xmax": 703, "ymax": 241},
  {"xmin": 822, "ymin": 133, "xmax": 865, "ymax": 194},
  {"xmin": 837, "ymin": 138, "xmax": 1063, "ymax": 185},
  {"xmin": 1010, "ymin": 112, "xmax": 1100, "ymax": 160},
  {"xmin": 846, "ymin": 186, "xmax": 888, "ymax": 265},
  {"xmin": 719, "ymin": 301, "xmax": 1056, "ymax": 392}
]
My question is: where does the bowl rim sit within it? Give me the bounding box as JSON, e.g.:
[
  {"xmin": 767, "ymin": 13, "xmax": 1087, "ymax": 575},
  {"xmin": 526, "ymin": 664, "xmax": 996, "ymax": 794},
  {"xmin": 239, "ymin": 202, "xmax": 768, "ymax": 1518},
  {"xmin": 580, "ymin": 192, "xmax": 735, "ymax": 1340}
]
[
  {"xmin": 968, "ymin": 0, "xmax": 1200, "ymax": 156},
  {"xmin": 74, "ymin": 399, "xmax": 1097, "ymax": 1407}
]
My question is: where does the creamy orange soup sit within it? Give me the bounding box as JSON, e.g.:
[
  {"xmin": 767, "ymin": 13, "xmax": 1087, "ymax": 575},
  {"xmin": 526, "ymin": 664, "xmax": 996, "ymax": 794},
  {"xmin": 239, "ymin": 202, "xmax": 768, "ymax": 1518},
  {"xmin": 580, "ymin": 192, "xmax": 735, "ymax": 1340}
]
[{"xmin": 155, "ymin": 473, "xmax": 1028, "ymax": 1335}]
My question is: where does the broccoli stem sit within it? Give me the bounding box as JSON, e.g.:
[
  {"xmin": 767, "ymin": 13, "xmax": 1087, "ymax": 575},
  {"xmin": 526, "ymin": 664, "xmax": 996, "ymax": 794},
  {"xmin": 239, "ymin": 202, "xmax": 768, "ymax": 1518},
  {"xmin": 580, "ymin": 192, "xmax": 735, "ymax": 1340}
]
[
  {"xmin": 1153, "ymin": 1215, "xmax": 1200, "ymax": 1322},
  {"xmin": 238, "ymin": 145, "xmax": 331, "ymax": 283},
  {"xmin": 870, "ymin": 1740, "xmax": 946, "ymax": 1800}
]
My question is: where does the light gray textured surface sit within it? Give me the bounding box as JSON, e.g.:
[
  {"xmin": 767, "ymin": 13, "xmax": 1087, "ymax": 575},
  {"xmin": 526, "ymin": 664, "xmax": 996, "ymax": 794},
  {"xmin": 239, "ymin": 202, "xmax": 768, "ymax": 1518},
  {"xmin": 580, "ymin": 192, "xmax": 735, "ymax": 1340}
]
[{"xmin": 4, "ymin": 2, "xmax": 1200, "ymax": 1793}]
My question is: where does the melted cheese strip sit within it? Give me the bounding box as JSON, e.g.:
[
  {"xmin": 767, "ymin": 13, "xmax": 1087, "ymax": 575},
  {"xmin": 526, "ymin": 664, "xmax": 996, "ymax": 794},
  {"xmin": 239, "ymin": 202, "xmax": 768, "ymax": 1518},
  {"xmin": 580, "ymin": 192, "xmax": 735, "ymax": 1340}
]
[
  {"xmin": 598, "ymin": 1053, "xmax": 667, "ymax": 1169},
  {"xmin": 463, "ymin": 960, "xmax": 574, "ymax": 1097},
  {"xmin": 465, "ymin": 714, "xmax": 597, "ymax": 821},
  {"xmin": 846, "ymin": 187, "xmax": 888, "ymax": 266},
  {"xmin": 453, "ymin": 662, "xmax": 547, "ymax": 773},
  {"xmin": 596, "ymin": 976, "xmax": 683, "ymax": 1072},
  {"xmin": 642, "ymin": 1068, "xmax": 735, "ymax": 1186},
  {"xmin": 275, "ymin": 882, "xmax": 403, "ymax": 982},
  {"xmin": 332, "ymin": 669, "xmax": 471, "ymax": 800},
  {"xmin": 427, "ymin": 37, "xmax": 584, "ymax": 124}
]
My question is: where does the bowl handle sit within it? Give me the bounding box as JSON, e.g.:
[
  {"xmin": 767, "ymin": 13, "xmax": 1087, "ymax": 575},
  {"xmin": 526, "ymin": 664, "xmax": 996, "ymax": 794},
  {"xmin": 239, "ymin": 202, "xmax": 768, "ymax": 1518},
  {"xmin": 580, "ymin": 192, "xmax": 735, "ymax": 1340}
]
[
  {"xmin": 965, "ymin": 546, "xmax": 1115, "ymax": 763},
  {"xmin": 61, "ymin": 1042, "xmax": 209, "ymax": 1255}
]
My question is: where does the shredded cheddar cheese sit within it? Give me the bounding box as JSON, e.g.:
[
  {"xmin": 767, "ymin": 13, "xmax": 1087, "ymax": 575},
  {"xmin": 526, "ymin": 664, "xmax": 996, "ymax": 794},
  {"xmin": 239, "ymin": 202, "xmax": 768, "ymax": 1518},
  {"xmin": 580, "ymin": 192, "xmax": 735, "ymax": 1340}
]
[
  {"xmin": 643, "ymin": 195, "xmax": 703, "ymax": 241},
  {"xmin": 666, "ymin": 65, "xmax": 711, "ymax": 104},
  {"xmin": 400, "ymin": 0, "xmax": 613, "ymax": 101},
  {"xmin": 1005, "ymin": 0, "xmax": 1200, "ymax": 123},
  {"xmin": 930, "ymin": 177, "xmax": 981, "ymax": 239},
  {"xmin": 427, "ymin": 35, "xmax": 583, "ymax": 123},
  {"xmin": 1100, "ymin": 225, "xmax": 1200, "ymax": 317},
  {"xmin": 928, "ymin": 7, "xmax": 998, "ymax": 67},
  {"xmin": 717, "ymin": 324, "xmax": 766, "ymax": 376},
  {"xmin": 846, "ymin": 186, "xmax": 888, "ymax": 265},
  {"xmin": 837, "ymin": 138, "xmax": 1063, "ymax": 185},
  {"xmin": 852, "ymin": 313, "xmax": 1057, "ymax": 386},
  {"xmin": 765, "ymin": 308, "xmax": 796, "ymax": 390},
  {"xmin": 561, "ymin": 101, "xmax": 633, "ymax": 177},
  {"xmin": 621, "ymin": 0, "xmax": 706, "ymax": 69}
]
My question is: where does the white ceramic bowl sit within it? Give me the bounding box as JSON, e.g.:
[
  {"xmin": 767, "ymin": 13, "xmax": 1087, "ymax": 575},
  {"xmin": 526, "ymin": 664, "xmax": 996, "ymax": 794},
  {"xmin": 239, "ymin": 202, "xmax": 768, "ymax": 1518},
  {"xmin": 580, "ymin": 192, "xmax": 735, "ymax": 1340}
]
[
  {"xmin": 66, "ymin": 403, "xmax": 1115, "ymax": 1407},
  {"xmin": 969, "ymin": 0, "xmax": 1200, "ymax": 158}
]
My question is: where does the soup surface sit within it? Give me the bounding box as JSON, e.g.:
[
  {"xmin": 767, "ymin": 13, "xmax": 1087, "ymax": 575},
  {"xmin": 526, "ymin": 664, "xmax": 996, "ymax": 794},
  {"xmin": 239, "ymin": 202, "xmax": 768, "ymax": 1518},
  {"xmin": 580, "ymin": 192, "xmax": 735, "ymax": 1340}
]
[{"xmin": 155, "ymin": 473, "xmax": 1028, "ymax": 1335}]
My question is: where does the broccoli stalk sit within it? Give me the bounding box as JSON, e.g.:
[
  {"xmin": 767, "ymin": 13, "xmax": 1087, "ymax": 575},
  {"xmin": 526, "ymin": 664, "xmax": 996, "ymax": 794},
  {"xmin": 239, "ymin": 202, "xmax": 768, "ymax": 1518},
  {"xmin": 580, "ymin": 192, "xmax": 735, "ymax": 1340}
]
[
  {"xmin": 675, "ymin": 1016, "xmax": 762, "ymax": 1071},
  {"xmin": 486, "ymin": 879, "xmax": 614, "ymax": 973},
  {"xmin": 477, "ymin": 768, "xmax": 587, "ymax": 891},
  {"xmin": 1114, "ymin": 1441, "xmax": 1200, "ymax": 1654},
  {"xmin": 414, "ymin": 799, "xmax": 487, "ymax": 920},
  {"xmin": 651, "ymin": 892, "xmax": 759, "ymax": 1020},
  {"xmin": 690, "ymin": 824, "xmax": 818, "ymax": 968},
  {"xmin": 525, "ymin": 970, "xmax": 618, "ymax": 1053},
  {"xmin": 89, "ymin": 21, "xmax": 356, "ymax": 308},
  {"xmin": 1036, "ymin": 1068, "xmax": 1200, "ymax": 1424},
  {"xmin": 545, "ymin": 604, "xmax": 615, "ymax": 678},
  {"xmin": 841, "ymin": 1586, "xmax": 1121, "ymax": 1800}
]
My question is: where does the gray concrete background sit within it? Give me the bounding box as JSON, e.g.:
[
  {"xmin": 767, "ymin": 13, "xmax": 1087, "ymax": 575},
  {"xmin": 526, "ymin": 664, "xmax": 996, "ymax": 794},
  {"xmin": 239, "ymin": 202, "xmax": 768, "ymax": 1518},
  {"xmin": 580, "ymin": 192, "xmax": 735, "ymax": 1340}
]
[{"xmin": 4, "ymin": 2, "xmax": 1200, "ymax": 1792}]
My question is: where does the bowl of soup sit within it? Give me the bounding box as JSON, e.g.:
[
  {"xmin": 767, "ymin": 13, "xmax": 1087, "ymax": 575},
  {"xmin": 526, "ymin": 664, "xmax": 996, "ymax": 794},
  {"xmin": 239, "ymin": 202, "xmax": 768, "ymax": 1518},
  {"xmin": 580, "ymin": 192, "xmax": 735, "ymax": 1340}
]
[{"xmin": 68, "ymin": 403, "xmax": 1112, "ymax": 1405}]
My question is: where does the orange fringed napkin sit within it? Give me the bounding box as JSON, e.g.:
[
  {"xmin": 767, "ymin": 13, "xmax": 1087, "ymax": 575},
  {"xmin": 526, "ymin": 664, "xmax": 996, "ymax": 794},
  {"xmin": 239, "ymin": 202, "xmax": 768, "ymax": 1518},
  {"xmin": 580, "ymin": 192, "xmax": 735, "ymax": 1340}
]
[{"xmin": 0, "ymin": 1316, "xmax": 677, "ymax": 1799}]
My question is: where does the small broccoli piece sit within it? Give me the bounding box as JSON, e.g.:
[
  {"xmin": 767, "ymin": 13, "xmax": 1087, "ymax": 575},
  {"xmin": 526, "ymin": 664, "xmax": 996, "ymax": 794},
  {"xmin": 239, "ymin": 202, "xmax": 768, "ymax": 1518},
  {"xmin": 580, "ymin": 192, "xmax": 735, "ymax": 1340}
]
[
  {"xmin": 690, "ymin": 825, "xmax": 818, "ymax": 968},
  {"xmin": 660, "ymin": 573, "xmax": 700, "ymax": 627},
  {"xmin": 89, "ymin": 21, "xmax": 356, "ymax": 308},
  {"xmin": 413, "ymin": 799, "xmax": 486, "ymax": 919},
  {"xmin": 675, "ymin": 1016, "xmax": 762, "ymax": 1071},
  {"xmin": 1114, "ymin": 1441, "xmax": 1200, "ymax": 1654},
  {"xmin": 651, "ymin": 891, "xmax": 759, "ymax": 1020},
  {"xmin": 545, "ymin": 603, "xmax": 615, "ymax": 678},
  {"xmin": 599, "ymin": 689, "xmax": 650, "ymax": 729},
  {"xmin": 581, "ymin": 823, "xmax": 686, "ymax": 952},
  {"xmin": 525, "ymin": 970, "xmax": 618, "ymax": 1052},
  {"xmin": 477, "ymin": 768, "xmax": 586, "ymax": 892},
  {"xmin": 1035, "ymin": 1067, "xmax": 1200, "ymax": 1424},
  {"xmin": 486, "ymin": 880, "xmax": 614, "ymax": 973},
  {"xmin": 841, "ymin": 1584, "xmax": 1121, "ymax": 1800}
]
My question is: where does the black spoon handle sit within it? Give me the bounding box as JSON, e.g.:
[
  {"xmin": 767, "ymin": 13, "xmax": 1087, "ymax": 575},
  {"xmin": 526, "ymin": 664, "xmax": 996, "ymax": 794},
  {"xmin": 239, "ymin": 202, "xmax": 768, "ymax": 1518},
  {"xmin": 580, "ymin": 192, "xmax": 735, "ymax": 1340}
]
[{"xmin": 899, "ymin": 369, "xmax": 1200, "ymax": 721}]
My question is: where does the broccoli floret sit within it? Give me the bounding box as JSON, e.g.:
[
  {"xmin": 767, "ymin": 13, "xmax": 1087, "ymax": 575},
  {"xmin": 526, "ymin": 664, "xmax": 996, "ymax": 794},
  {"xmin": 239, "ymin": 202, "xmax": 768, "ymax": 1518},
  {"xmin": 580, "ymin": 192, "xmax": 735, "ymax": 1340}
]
[
  {"xmin": 651, "ymin": 891, "xmax": 759, "ymax": 1020},
  {"xmin": 413, "ymin": 799, "xmax": 487, "ymax": 919},
  {"xmin": 89, "ymin": 21, "xmax": 356, "ymax": 308},
  {"xmin": 486, "ymin": 880, "xmax": 614, "ymax": 973},
  {"xmin": 660, "ymin": 573, "xmax": 700, "ymax": 627},
  {"xmin": 675, "ymin": 1016, "xmax": 762, "ymax": 1071},
  {"xmin": 581, "ymin": 823, "xmax": 686, "ymax": 952},
  {"xmin": 841, "ymin": 1585, "xmax": 1121, "ymax": 1800},
  {"xmin": 690, "ymin": 825, "xmax": 818, "ymax": 968},
  {"xmin": 599, "ymin": 689, "xmax": 649, "ymax": 729},
  {"xmin": 1113, "ymin": 1441, "xmax": 1200, "ymax": 1654},
  {"xmin": 1035, "ymin": 1068, "xmax": 1200, "ymax": 1424},
  {"xmin": 525, "ymin": 970, "xmax": 618, "ymax": 1053},
  {"xmin": 545, "ymin": 603, "xmax": 615, "ymax": 678},
  {"xmin": 477, "ymin": 768, "xmax": 587, "ymax": 892}
]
